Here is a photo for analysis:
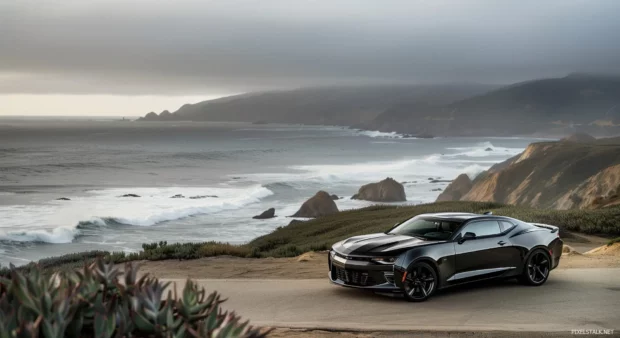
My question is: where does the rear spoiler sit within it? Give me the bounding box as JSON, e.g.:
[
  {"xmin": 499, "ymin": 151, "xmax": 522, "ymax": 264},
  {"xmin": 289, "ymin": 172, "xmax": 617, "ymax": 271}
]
[{"xmin": 531, "ymin": 223, "xmax": 559, "ymax": 233}]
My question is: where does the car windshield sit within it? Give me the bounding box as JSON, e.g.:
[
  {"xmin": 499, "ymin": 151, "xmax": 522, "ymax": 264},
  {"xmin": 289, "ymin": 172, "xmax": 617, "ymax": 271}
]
[{"xmin": 388, "ymin": 217, "xmax": 461, "ymax": 240}]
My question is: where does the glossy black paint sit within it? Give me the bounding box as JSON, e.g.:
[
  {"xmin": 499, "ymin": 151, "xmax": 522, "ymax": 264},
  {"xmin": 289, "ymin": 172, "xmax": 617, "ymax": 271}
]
[{"xmin": 329, "ymin": 212, "xmax": 563, "ymax": 293}]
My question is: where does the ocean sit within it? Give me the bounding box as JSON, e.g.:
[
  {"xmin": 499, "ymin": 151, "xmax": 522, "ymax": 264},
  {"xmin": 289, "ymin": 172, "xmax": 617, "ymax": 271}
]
[{"xmin": 0, "ymin": 117, "xmax": 543, "ymax": 266}]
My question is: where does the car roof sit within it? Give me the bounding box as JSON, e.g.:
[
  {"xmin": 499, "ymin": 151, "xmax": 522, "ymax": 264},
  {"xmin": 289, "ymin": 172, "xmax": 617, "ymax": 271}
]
[{"xmin": 419, "ymin": 212, "xmax": 512, "ymax": 222}]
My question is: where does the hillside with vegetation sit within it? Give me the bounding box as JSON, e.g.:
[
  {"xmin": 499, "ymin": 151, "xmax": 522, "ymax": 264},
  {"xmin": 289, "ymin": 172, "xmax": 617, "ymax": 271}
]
[
  {"xmin": 366, "ymin": 74, "xmax": 620, "ymax": 136},
  {"xmin": 5, "ymin": 201, "xmax": 620, "ymax": 274},
  {"xmin": 439, "ymin": 135, "xmax": 620, "ymax": 209},
  {"xmin": 137, "ymin": 84, "xmax": 493, "ymax": 131},
  {"xmin": 139, "ymin": 74, "xmax": 620, "ymax": 137}
]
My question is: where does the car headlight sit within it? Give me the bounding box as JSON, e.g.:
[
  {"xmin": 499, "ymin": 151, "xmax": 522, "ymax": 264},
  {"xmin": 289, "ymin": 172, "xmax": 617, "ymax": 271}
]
[
  {"xmin": 371, "ymin": 257, "xmax": 396, "ymax": 265},
  {"xmin": 330, "ymin": 250, "xmax": 336, "ymax": 258}
]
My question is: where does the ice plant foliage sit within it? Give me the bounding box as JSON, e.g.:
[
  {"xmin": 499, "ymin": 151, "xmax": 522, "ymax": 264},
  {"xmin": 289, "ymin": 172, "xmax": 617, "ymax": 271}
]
[{"xmin": 0, "ymin": 259, "xmax": 269, "ymax": 338}]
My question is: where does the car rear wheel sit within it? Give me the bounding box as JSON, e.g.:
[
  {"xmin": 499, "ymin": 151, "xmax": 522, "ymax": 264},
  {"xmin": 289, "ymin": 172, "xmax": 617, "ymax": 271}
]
[
  {"xmin": 402, "ymin": 262, "xmax": 437, "ymax": 302},
  {"xmin": 520, "ymin": 249, "xmax": 551, "ymax": 286}
]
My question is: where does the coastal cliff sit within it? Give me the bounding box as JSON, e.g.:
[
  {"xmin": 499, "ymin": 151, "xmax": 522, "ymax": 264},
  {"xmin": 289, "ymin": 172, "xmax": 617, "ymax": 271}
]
[
  {"xmin": 439, "ymin": 135, "xmax": 620, "ymax": 209},
  {"xmin": 137, "ymin": 74, "xmax": 620, "ymax": 137}
]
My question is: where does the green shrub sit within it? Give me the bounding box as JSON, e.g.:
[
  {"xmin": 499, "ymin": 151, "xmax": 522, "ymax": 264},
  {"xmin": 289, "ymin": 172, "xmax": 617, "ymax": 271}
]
[
  {"xmin": 196, "ymin": 243, "xmax": 251, "ymax": 257},
  {"xmin": 608, "ymin": 237, "xmax": 620, "ymax": 246},
  {"xmin": 0, "ymin": 259, "xmax": 269, "ymax": 338}
]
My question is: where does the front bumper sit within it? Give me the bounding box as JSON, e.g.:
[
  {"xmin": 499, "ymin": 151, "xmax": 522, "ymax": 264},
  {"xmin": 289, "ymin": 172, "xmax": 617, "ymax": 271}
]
[{"xmin": 328, "ymin": 250, "xmax": 401, "ymax": 292}]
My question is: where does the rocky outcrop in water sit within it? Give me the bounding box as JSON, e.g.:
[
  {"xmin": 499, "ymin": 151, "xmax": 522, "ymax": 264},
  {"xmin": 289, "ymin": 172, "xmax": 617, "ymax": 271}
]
[
  {"xmin": 351, "ymin": 178, "xmax": 406, "ymax": 202},
  {"xmin": 291, "ymin": 191, "xmax": 339, "ymax": 218},
  {"xmin": 330, "ymin": 194, "xmax": 340, "ymax": 200},
  {"xmin": 253, "ymin": 208, "xmax": 276, "ymax": 219},
  {"xmin": 120, "ymin": 194, "xmax": 141, "ymax": 198},
  {"xmin": 56, "ymin": 197, "xmax": 71, "ymax": 201}
]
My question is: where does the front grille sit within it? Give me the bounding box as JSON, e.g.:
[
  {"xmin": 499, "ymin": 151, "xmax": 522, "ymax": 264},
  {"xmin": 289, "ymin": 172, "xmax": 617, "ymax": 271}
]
[{"xmin": 334, "ymin": 267, "xmax": 380, "ymax": 286}]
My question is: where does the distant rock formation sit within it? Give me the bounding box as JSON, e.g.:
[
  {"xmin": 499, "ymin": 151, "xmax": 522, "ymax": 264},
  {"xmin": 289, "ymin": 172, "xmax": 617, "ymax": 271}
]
[
  {"xmin": 351, "ymin": 178, "xmax": 406, "ymax": 202},
  {"xmin": 253, "ymin": 208, "xmax": 276, "ymax": 219},
  {"xmin": 292, "ymin": 191, "xmax": 339, "ymax": 218},
  {"xmin": 143, "ymin": 112, "xmax": 158, "ymax": 120},
  {"xmin": 330, "ymin": 194, "xmax": 340, "ymax": 200},
  {"xmin": 561, "ymin": 133, "xmax": 596, "ymax": 143},
  {"xmin": 119, "ymin": 194, "xmax": 141, "ymax": 198},
  {"xmin": 436, "ymin": 174, "xmax": 473, "ymax": 202},
  {"xmin": 171, "ymin": 194, "xmax": 185, "ymax": 199},
  {"xmin": 485, "ymin": 147, "xmax": 493, "ymax": 151},
  {"xmin": 138, "ymin": 110, "xmax": 175, "ymax": 121},
  {"xmin": 56, "ymin": 197, "xmax": 71, "ymax": 201}
]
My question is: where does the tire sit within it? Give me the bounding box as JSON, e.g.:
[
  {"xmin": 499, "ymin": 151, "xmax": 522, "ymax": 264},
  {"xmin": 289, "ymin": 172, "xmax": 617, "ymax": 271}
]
[
  {"xmin": 402, "ymin": 262, "xmax": 438, "ymax": 302},
  {"xmin": 520, "ymin": 249, "xmax": 551, "ymax": 286}
]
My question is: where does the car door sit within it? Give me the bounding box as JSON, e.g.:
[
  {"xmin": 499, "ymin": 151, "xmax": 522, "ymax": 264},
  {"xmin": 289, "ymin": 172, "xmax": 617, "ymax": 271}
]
[{"xmin": 450, "ymin": 220, "xmax": 517, "ymax": 283}]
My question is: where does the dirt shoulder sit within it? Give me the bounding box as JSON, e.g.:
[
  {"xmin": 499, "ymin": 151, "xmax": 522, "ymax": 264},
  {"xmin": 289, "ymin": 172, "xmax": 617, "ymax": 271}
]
[
  {"xmin": 133, "ymin": 242, "xmax": 620, "ymax": 280},
  {"xmin": 133, "ymin": 251, "xmax": 329, "ymax": 280}
]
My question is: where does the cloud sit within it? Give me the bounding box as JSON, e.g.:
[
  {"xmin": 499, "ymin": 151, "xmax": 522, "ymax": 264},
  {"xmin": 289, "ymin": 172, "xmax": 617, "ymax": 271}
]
[{"xmin": 1, "ymin": 0, "xmax": 620, "ymax": 95}]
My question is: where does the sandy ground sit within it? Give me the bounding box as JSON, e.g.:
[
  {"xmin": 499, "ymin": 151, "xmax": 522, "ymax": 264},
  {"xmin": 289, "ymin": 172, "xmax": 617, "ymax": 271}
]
[
  {"xmin": 165, "ymin": 270, "xmax": 620, "ymax": 337},
  {"xmin": 133, "ymin": 252, "xmax": 329, "ymax": 280},
  {"xmin": 133, "ymin": 240, "xmax": 620, "ymax": 280}
]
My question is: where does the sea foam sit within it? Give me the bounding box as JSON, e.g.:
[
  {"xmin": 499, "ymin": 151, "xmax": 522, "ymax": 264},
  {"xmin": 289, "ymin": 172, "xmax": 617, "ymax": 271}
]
[{"xmin": 0, "ymin": 185, "xmax": 273, "ymax": 244}]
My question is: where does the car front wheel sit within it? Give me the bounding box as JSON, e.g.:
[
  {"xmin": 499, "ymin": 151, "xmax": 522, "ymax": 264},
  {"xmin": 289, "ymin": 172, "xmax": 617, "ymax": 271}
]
[{"xmin": 402, "ymin": 262, "xmax": 437, "ymax": 302}]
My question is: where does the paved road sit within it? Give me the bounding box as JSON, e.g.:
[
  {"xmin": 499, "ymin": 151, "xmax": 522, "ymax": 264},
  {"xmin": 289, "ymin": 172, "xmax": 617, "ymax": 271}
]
[{"xmin": 165, "ymin": 268, "xmax": 620, "ymax": 334}]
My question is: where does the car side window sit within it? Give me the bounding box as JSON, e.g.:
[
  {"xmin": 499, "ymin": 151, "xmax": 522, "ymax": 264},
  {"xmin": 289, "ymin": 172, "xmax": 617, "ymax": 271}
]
[
  {"xmin": 462, "ymin": 221, "xmax": 501, "ymax": 237},
  {"xmin": 499, "ymin": 221, "xmax": 515, "ymax": 232}
]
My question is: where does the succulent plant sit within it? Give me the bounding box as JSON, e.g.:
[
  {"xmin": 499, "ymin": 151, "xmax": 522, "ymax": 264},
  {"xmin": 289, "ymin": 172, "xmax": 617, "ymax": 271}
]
[{"xmin": 0, "ymin": 259, "xmax": 269, "ymax": 338}]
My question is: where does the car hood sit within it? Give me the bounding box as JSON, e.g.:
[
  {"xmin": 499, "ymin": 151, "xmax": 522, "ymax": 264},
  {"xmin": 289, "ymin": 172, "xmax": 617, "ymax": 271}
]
[{"xmin": 332, "ymin": 233, "xmax": 442, "ymax": 256}]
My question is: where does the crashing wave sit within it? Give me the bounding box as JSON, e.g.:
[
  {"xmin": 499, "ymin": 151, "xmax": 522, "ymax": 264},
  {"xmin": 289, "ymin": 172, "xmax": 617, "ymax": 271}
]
[{"xmin": 0, "ymin": 185, "xmax": 273, "ymax": 244}]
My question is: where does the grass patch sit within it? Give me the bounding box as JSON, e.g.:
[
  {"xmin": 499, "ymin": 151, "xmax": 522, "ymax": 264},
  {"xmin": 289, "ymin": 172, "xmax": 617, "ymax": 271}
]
[
  {"xmin": 5, "ymin": 201, "xmax": 620, "ymax": 273},
  {"xmin": 608, "ymin": 237, "xmax": 620, "ymax": 246}
]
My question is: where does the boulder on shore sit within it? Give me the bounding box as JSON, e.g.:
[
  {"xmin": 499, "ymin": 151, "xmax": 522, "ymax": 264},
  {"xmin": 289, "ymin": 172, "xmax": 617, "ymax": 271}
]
[
  {"xmin": 351, "ymin": 177, "xmax": 406, "ymax": 202},
  {"xmin": 291, "ymin": 191, "xmax": 339, "ymax": 218},
  {"xmin": 436, "ymin": 174, "xmax": 473, "ymax": 202},
  {"xmin": 253, "ymin": 208, "xmax": 276, "ymax": 219}
]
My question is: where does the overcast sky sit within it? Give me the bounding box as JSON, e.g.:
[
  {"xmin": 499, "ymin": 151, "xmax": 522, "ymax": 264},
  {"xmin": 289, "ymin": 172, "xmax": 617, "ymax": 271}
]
[{"xmin": 2, "ymin": 0, "xmax": 620, "ymax": 115}]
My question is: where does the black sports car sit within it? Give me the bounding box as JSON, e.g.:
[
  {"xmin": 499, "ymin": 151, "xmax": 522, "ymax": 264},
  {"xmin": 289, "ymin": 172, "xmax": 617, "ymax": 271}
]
[{"xmin": 329, "ymin": 212, "xmax": 563, "ymax": 301}]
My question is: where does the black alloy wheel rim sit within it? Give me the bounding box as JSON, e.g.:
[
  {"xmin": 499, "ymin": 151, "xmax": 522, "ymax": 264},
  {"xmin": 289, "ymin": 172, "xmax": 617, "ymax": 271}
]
[
  {"xmin": 528, "ymin": 252, "xmax": 550, "ymax": 283},
  {"xmin": 404, "ymin": 265, "xmax": 435, "ymax": 300}
]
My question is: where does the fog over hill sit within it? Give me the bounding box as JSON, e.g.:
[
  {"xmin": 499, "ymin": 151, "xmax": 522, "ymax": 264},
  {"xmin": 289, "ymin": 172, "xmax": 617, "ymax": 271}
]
[
  {"xmin": 140, "ymin": 74, "xmax": 620, "ymax": 137},
  {"xmin": 139, "ymin": 84, "xmax": 496, "ymax": 129}
]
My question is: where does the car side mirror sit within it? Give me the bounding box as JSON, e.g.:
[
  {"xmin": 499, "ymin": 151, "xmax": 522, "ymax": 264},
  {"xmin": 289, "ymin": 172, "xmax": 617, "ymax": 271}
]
[{"xmin": 458, "ymin": 232, "xmax": 476, "ymax": 244}]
